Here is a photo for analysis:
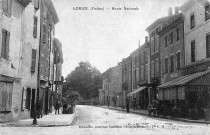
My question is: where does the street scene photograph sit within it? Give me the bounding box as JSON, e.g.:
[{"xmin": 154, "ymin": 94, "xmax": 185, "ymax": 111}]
[{"xmin": 0, "ymin": 0, "xmax": 210, "ymax": 135}]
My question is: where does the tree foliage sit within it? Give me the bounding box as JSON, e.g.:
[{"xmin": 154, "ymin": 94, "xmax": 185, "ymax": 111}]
[{"xmin": 64, "ymin": 61, "xmax": 102, "ymax": 99}]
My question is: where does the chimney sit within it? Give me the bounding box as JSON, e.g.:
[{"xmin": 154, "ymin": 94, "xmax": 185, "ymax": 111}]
[
  {"xmin": 145, "ymin": 36, "xmax": 148, "ymax": 43},
  {"xmin": 175, "ymin": 7, "xmax": 179, "ymax": 14},
  {"xmin": 168, "ymin": 7, "xmax": 173, "ymax": 16}
]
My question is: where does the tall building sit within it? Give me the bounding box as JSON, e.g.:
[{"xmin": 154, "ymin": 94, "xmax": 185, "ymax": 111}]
[
  {"xmin": 102, "ymin": 64, "xmax": 122, "ymax": 107},
  {"xmin": 0, "ymin": 0, "xmax": 36, "ymax": 122},
  {"xmin": 158, "ymin": 13, "xmax": 186, "ymax": 116},
  {"xmin": 145, "ymin": 8, "xmax": 181, "ymax": 102},
  {"xmin": 121, "ymin": 56, "xmax": 132, "ymax": 108},
  {"xmin": 38, "ymin": 0, "xmax": 59, "ymax": 115}
]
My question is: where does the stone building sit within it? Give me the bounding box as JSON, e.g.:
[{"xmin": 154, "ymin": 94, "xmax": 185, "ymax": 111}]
[
  {"xmin": 38, "ymin": 0, "xmax": 59, "ymax": 115},
  {"xmin": 102, "ymin": 64, "xmax": 122, "ymax": 107},
  {"xmin": 121, "ymin": 56, "xmax": 132, "ymax": 108},
  {"xmin": 145, "ymin": 8, "xmax": 181, "ymax": 103},
  {"xmin": 0, "ymin": 0, "xmax": 39, "ymax": 122},
  {"xmin": 159, "ymin": 0, "xmax": 210, "ymax": 120},
  {"xmin": 158, "ymin": 14, "xmax": 185, "ymax": 102}
]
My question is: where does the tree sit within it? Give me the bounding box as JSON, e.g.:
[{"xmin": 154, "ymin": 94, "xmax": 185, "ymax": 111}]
[{"xmin": 64, "ymin": 61, "xmax": 102, "ymax": 99}]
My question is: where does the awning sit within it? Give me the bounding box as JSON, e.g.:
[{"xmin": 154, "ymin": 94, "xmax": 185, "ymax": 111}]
[
  {"xmin": 158, "ymin": 69, "xmax": 210, "ymax": 88},
  {"xmin": 127, "ymin": 86, "xmax": 146, "ymax": 96}
]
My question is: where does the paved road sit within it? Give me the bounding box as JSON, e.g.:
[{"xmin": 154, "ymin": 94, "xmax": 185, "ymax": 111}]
[{"xmin": 0, "ymin": 105, "xmax": 209, "ymax": 135}]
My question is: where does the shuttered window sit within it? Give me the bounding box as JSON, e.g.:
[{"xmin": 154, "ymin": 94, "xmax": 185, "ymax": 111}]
[
  {"xmin": 1, "ymin": 29, "xmax": 10, "ymax": 60},
  {"xmin": 2, "ymin": 0, "xmax": 11, "ymax": 17},
  {"xmin": 206, "ymin": 34, "xmax": 210, "ymax": 58},
  {"xmin": 25, "ymin": 88, "xmax": 31, "ymax": 110},
  {"xmin": 155, "ymin": 58, "xmax": 159, "ymax": 76},
  {"xmin": 43, "ymin": 20, "xmax": 47, "ymax": 43},
  {"xmin": 177, "ymin": 52, "xmax": 181, "ymax": 70},
  {"xmin": 151, "ymin": 61, "xmax": 154, "ymax": 77},
  {"xmin": 190, "ymin": 14, "xmax": 195, "ymax": 29},
  {"xmin": 33, "ymin": 16, "xmax": 38, "ymax": 37},
  {"xmin": 170, "ymin": 55, "xmax": 174, "ymax": 73},
  {"xmin": 176, "ymin": 28, "xmax": 180, "ymax": 41},
  {"xmin": 191, "ymin": 40, "xmax": 196, "ymax": 62},
  {"xmin": 205, "ymin": 3, "xmax": 210, "ymax": 21},
  {"xmin": 165, "ymin": 57, "xmax": 168, "ymax": 74},
  {"xmin": 0, "ymin": 82, "xmax": 13, "ymax": 111},
  {"xmin": 31, "ymin": 49, "xmax": 37, "ymax": 72}
]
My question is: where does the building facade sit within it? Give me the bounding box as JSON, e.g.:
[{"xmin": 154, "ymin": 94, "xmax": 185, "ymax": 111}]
[
  {"xmin": 158, "ymin": 14, "xmax": 185, "ymax": 101},
  {"xmin": 146, "ymin": 8, "xmax": 181, "ymax": 102},
  {"xmin": 121, "ymin": 56, "xmax": 132, "ymax": 108},
  {"xmin": 0, "ymin": 0, "xmax": 38, "ymax": 122},
  {"xmin": 38, "ymin": 0, "xmax": 59, "ymax": 115}
]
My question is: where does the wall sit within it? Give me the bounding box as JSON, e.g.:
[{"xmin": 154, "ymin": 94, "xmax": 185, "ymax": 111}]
[{"xmin": 183, "ymin": 1, "xmax": 210, "ymax": 66}]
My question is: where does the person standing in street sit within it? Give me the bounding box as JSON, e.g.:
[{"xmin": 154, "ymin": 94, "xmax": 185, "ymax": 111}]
[
  {"xmin": 55, "ymin": 99, "xmax": 60, "ymax": 114},
  {"xmin": 126, "ymin": 98, "xmax": 130, "ymax": 113}
]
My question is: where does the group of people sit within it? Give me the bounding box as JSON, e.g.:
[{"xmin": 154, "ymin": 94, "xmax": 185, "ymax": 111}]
[
  {"xmin": 36, "ymin": 98, "xmax": 62, "ymax": 118},
  {"xmin": 126, "ymin": 98, "xmax": 137, "ymax": 113}
]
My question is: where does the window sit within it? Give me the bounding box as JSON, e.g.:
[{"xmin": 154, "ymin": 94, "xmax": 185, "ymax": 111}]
[
  {"xmin": 170, "ymin": 55, "xmax": 174, "ymax": 73},
  {"xmin": 177, "ymin": 52, "xmax": 181, "ymax": 70},
  {"xmin": 25, "ymin": 88, "xmax": 31, "ymax": 110},
  {"xmin": 145, "ymin": 64, "xmax": 148, "ymax": 79},
  {"xmin": 151, "ymin": 33, "xmax": 154, "ymax": 54},
  {"xmin": 190, "ymin": 14, "xmax": 195, "ymax": 29},
  {"xmin": 206, "ymin": 34, "xmax": 210, "ymax": 58},
  {"xmin": 165, "ymin": 57, "xmax": 168, "ymax": 74},
  {"xmin": 169, "ymin": 32, "xmax": 173, "ymax": 44},
  {"xmin": 2, "ymin": 0, "xmax": 11, "ymax": 16},
  {"xmin": 136, "ymin": 68, "xmax": 139, "ymax": 81},
  {"xmin": 176, "ymin": 27, "xmax": 180, "ymax": 41},
  {"xmin": 1, "ymin": 29, "xmax": 10, "ymax": 59},
  {"xmin": 205, "ymin": 3, "xmax": 210, "ymax": 21},
  {"xmin": 0, "ymin": 82, "xmax": 13, "ymax": 111},
  {"xmin": 31, "ymin": 49, "xmax": 37, "ymax": 72},
  {"xmin": 155, "ymin": 59, "xmax": 159, "ymax": 76},
  {"xmin": 141, "ymin": 66, "xmax": 144, "ymax": 80},
  {"xmin": 151, "ymin": 61, "xmax": 154, "ymax": 77},
  {"xmin": 33, "ymin": 16, "xmax": 38, "ymax": 37},
  {"xmin": 165, "ymin": 36, "xmax": 168, "ymax": 47},
  {"xmin": 191, "ymin": 40, "xmax": 196, "ymax": 62}
]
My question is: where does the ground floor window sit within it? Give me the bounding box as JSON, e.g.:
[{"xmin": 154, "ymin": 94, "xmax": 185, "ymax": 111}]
[{"xmin": 0, "ymin": 82, "xmax": 13, "ymax": 111}]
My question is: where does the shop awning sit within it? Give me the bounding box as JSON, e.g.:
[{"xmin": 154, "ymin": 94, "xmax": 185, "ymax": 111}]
[
  {"xmin": 127, "ymin": 86, "xmax": 146, "ymax": 96},
  {"xmin": 158, "ymin": 69, "xmax": 210, "ymax": 88}
]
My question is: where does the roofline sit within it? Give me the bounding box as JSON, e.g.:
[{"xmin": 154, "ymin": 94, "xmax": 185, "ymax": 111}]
[{"xmin": 44, "ymin": 0, "xmax": 59, "ymax": 24}]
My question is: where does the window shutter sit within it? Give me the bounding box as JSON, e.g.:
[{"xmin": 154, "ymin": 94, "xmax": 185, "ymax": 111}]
[
  {"xmin": 34, "ymin": 0, "xmax": 39, "ymax": 9},
  {"xmin": 6, "ymin": 83, "xmax": 12, "ymax": 111},
  {"xmin": 0, "ymin": 82, "xmax": 3, "ymax": 111},
  {"xmin": 33, "ymin": 16, "xmax": 38, "ymax": 37},
  {"xmin": 6, "ymin": 31, "xmax": 10, "ymax": 59},
  {"xmin": 31, "ymin": 49, "xmax": 36, "ymax": 72},
  {"xmin": 206, "ymin": 35, "xmax": 210, "ymax": 58},
  {"xmin": 1, "ymin": 29, "xmax": 6, "ymax": 58},
  {"xmin": 2, "ymin": 83, "xmax": 7, "ymax": 111}
]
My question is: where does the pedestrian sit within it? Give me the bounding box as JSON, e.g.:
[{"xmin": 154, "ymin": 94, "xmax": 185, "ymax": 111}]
[
  {"xmin": 133, "ymin": 98, "xmax": 137, "ymax": 110},
  {"xmin": 108, "ymin": 100, "xmax": 110, "ymax": 107},
  {"xmin": 126, "ymin": 98, "xmax": 130, "ymax": 113},
  {"xmin": 55, "ymin": 99, "xmax": 60, "ymax": 114}
]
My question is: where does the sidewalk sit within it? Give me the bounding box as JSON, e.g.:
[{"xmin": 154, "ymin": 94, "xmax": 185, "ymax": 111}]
[
  {"xmin": 0, "ymin": 108, "xmax": 75, "ymax": 127},
  {"xmin": 101, "ymin": 106, "xmax": 210, "ymax": 124}
]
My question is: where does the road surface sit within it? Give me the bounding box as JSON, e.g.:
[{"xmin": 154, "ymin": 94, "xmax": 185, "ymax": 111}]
[{"xmin": 0, "ymin": 105, "xmax": 209, "ymax": 135}]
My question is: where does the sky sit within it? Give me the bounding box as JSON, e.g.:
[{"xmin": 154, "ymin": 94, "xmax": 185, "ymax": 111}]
[{"xmin": 52, "ymin": 0, "xmax": 188, "ymax": 78}]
